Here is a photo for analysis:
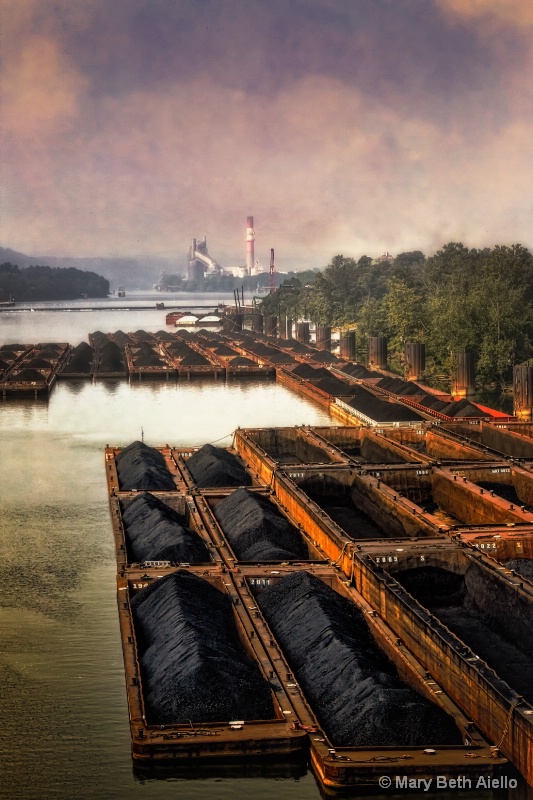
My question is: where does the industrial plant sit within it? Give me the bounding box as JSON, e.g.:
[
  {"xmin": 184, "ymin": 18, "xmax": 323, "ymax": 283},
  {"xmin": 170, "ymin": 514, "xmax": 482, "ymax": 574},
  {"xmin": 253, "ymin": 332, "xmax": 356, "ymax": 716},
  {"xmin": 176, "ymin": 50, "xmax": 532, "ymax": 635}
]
[{"xmin": 187, "ymin": 216, "xmax": 263, "ymax": 281}]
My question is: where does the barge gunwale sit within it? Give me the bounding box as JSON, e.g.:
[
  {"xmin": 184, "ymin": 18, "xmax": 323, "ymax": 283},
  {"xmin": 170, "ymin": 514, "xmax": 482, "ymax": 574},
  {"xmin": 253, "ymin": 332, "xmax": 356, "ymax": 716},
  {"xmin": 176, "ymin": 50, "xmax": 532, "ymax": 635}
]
[
  {"xmin": 0, "ymin": 342, "xmax": 71, "ymax": 395},
  {"xmin": 117, "ymin": 563, "xmax": 503, "ymax": 783},
  {"xmin": 105, "ymin": 445, "xmax": 189, "ymax": 494},
  {"xmin": 350, "ymin": 550, "xmax": 533, "ymax": 785},
  {"xmin": 171, "ymin": 444, "xmax": 261, "ymax": 491},
  {"xmin": 105, "ymin": 427, "xmax": 533, "ymax": 787},
  {"xmin": 243, "ymin": 567, "xmax": 505, "ymax": 790},
  {"xmin": 197, "ymin": 488, "xmax": 329, "ymax": 566},
  {"xmin": 456, "ymin": 528, "xmax": 533, "ymax": 563},
  {"xmin": 271, "ymin": 466, "xmax": 449, "ymax": 542},
  {"xmin": 116, "ymin": 569, "xmax": 308, "ymax": 762},
  {"xmin": 109, "ymin": 492, "xmax": 220, "ymax": 570}
]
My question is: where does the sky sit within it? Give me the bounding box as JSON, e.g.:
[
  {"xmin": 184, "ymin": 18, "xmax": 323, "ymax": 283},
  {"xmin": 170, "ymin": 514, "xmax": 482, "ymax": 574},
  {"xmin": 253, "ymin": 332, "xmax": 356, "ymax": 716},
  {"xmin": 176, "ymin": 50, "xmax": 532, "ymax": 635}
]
[{"xmin": 1, "ymin": 0, "xmax": 533, "ymax": 270}]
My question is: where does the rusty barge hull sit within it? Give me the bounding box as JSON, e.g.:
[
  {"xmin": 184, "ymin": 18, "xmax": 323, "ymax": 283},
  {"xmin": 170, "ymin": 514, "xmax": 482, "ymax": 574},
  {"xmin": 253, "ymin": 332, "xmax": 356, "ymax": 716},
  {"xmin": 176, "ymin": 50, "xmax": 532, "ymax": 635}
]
[
  {"xmin": 115, "ymin": 562, "xmax": 503, "ymax": 786},
  {"xmin": 116, "ymin": 569, "xmax": 308, "ymax": 762},
  {"xmin": 234, "ymin": 428, "xmax": 533, "ymax": 786},
  {"xmin": 105, "ymin": 428, "xmax": 533, "ymax": 787},
  {"xmin": 0, "ymin": 342, "xmax": 71, "ymax": 396}
]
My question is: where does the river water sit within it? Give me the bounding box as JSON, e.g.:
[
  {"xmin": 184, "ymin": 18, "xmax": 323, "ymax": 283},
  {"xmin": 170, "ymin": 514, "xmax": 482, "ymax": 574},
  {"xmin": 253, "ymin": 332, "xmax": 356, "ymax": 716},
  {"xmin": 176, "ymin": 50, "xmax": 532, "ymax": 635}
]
[
  {"xmin": 0, "ymin": 294, "xmax": 334, "ymax": 800},
  {"xmin": 0, "ymin": 294, "xmax": 523, "ymax": 799}
]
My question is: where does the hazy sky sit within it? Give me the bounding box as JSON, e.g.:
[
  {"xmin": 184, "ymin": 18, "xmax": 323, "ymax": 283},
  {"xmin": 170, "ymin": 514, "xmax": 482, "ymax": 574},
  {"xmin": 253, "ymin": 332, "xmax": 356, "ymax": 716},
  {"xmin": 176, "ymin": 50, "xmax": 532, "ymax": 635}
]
[{"xmin": 2, "ymin": 0, "xmax": 532, "ymax": 270}]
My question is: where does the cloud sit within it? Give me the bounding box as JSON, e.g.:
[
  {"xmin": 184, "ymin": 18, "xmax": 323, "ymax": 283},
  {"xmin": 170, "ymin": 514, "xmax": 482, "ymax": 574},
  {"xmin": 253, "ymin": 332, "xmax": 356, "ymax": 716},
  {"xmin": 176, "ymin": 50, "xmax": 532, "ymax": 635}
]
[
  {"xmin": 1, "ymin": 0, "xmax": 533, "ymax": 266},
  {"xmin": 439, "ymin": 0, "xmax": 533, "ymax": 28},
  {"xmin": 2, "ymin": 35, "xmax": 86, "ymax": 138}
]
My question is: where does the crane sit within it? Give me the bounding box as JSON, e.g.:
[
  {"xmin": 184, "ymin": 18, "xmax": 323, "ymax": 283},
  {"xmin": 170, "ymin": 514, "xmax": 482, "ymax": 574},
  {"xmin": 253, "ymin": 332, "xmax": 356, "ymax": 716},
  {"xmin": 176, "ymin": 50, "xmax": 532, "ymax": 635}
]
[{"xmin": 269, "ymin": 248, "xmax": 276, "ymax": 294}]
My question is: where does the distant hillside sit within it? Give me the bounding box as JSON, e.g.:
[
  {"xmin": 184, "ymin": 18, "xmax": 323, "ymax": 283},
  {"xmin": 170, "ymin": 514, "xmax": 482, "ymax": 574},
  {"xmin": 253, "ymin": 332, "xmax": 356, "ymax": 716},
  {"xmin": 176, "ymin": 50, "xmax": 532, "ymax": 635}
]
[
  {"xmin": 0, "ymin": 263, "xmax": 109, "ymax": 302},
  {"xmin": 0, "ymin": 247, "xmax": 185, "ymax": 290}
]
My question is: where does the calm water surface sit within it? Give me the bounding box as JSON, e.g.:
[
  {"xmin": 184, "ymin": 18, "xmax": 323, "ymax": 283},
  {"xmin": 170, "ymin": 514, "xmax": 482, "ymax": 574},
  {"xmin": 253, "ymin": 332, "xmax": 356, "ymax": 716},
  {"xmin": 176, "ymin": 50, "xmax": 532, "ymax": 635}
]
[
  {"xmin": 0, "ymin": 377, "xmax": 333, "ymax": 800},
  {"xmin": 0, "ymin": 291, "xmax": 241, "ymax": 346}
]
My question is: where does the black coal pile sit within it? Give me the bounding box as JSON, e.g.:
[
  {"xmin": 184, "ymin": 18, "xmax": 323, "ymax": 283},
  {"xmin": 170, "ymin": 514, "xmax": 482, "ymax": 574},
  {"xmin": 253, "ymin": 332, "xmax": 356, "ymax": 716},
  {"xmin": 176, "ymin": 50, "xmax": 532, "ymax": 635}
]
[
  {"xmin": 64, "ymin": 342, "xmax": 94, "ymax": 373},
  {"xmin": 25, "ymin": 357, "xmax": 53, "ymax": 368},
  {"xmin": 245, "ymin": 343, "xmax": 279, "ymax": 356},
  {"xmin": 0, "ymin": 349, "xmax": 21, "ymax": 363},
  {"xmin": 416, "ymin": 395, "xmax": 485, "ymax": 418},
  {"xmin": 155, "ymin": 330, "xmax": 175, "ymax": 342},
  {"xmin": 257, "ymin": 571, "xmax": 461, "ymax": 746},
  {"xmin": 376, "ymin": 377, "xmax": 424, "ymax": 396},
  {"xmin": 0, "ymin": 358, "xmax": 9, "ymax": 372},
  {"xmin": 180, "ymin": 352, "xmax": 211, "ymax": 365},
  {"xmin": 346, "ymin": 387, "xmax": 424, "ymax": 423},
  {"xmin": 214, "ymin": 488, "xmax": 308, "ymax": 561},
  {"xmin": 130, "ymin": 341, "xmax": 159, "ymax": 356},
  {"xmin": 228, "ymin": 356, "xmax": 256, "ymax": 366},
  {"xmin": 313, "ymin": 377, "xmax": 359, "ymax": 397},
  {"xmin": 131, "ymin": 346, "xmax": 168, "ymax": 367},
  {"xmin": 166, "ymin": 341, "xmax": 195, "ymax": 358},
  {"xmin": 186, "ymin": 444, "xmax": 252, "ymax": 488},
  {"xmin": 131, "ymin": 570, "xmax": 275, "ymax": 724},
  {"xmin": 112, "ymin": 330, "xmax": 133, "ymax": 347},
  {"xmin": 283, "ymin": 342, "xmax": 313, "ymax": 354},
  {"xmin": 312, "ymin": 350, "xmax": 340, "ymax": 363},
  {"xmin": 0, "ymin": 344, "xmax": 28, "ymax": 353},
  {"xmin": 121, "ymin": 492, "xmax": 210, "ymax": 563},
  {"xmin": 395, "ymin": 381, "xmax": 425, "ymax": 396},
  {"xmin": 9, "ymin": 368, "xmax": 45, "ymax": 382},
  {"xmin": 213, "ymin": 345, "xmax": 238, "ymax": 356},
  {"xmin": 291, "ymin": 364, "xmax": 332, "ymax": 380},
  {"xmin": 440, "ymin": 398, "xmax": 485, "ymax": 417},
  {"xmin": 133, "ymin": 329, "xmax": 156, "ymax": 342},
  {"xmin": 197, "ymin": 330, "xmax": 219, "ymax": 341},
  {"xmin": 395, "ymin": 565, "xmax": 533, "ymax": 703},
  {"xmin": 90, "ymin": 330, "xmax": 110, "ymax": 348},
  {"xmin": 132, "ymin": 354, "xmax": 168, "ymax": 367},
  {"xmin": 115, "ymin": 440, "xmax": 176, "ymax": 491},
  {"xmin": 97, "ymin": 340, "xmax": 125, "ymax": 373},
  {"xmin": 36, "ymin": 344, "xmax": 63, "ymax": 357},
  {"xmin": 505, "ymin": 559, "xmax": 533, "ymax": 581},
  {"xmin": 339, "ymin": 363, "xmax": 376, "ymax": 379},
  {"xmin": 266, "ymin": 352, "xmax": 296, "ymax": 364}
]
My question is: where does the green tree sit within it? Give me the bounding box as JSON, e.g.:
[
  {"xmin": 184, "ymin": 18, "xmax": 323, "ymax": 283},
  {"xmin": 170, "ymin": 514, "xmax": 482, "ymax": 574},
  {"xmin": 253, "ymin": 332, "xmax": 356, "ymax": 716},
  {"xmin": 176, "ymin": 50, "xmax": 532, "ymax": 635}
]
[{"xmin": 381, "ymin": 278, "xmax": 425, "ymax": 354}]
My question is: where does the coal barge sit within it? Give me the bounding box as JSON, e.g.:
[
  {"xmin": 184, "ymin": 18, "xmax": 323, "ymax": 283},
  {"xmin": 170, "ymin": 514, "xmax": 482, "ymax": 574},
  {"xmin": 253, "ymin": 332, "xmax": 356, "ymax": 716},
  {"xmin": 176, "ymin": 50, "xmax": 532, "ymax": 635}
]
[{"xmin": 105, "ymin": 437, "xmax": 533, "ymax": 790}]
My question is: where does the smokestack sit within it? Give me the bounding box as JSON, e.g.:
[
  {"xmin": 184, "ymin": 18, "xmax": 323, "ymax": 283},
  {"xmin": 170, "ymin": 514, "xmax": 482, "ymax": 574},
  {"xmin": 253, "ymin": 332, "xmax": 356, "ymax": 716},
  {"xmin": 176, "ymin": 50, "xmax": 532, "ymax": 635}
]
[{"xmin": 246, "ymin": 215, "xmax": 254, "ymax": 277}]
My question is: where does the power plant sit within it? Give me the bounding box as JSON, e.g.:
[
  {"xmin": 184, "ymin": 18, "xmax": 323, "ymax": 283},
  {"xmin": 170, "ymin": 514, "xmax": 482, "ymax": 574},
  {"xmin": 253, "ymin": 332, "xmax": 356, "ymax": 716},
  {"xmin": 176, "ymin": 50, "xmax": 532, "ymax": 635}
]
[
  {"xmin": 246, "ymin": 215, "xmax": 255, "ymax": 277},
  {"xmin": 187, "ymin": 236, "xmax": 220, "ymax": 281},
  {"xmin": 187, "ymin": 216, "xmax": 261, "ymax": 281}
]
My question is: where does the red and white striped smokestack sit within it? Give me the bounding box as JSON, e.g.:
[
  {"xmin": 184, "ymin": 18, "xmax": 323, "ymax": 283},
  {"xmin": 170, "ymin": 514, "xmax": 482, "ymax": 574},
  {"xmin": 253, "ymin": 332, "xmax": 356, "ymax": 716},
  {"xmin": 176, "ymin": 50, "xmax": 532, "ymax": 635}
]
[{"xmin": 246, "ymin": 215, "xmax": 255, "ymax": 277}]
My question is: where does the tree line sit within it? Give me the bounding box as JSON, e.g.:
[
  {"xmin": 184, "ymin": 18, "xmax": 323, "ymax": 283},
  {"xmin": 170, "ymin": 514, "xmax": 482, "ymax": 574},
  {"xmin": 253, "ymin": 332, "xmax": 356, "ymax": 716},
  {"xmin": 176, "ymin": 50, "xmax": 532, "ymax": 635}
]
[
  {"xmin": 157, "ymin": 269, "xmax": 319, "ymax": 293},
  {"xmin": 0, "ymin": 263, "xmax": 110, "ymax": 301},
  {"xmin": 259, "ymin": 243, "xmax": 533, "ymax": 390}
]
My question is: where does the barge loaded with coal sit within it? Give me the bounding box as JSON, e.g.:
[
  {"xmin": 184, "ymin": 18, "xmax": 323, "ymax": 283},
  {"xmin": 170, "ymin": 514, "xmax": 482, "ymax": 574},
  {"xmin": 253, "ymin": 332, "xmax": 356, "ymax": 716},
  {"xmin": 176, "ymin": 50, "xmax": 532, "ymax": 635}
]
[{"xmin": 104, "ymin": 428, "xmax": 533, "ymax": 790}]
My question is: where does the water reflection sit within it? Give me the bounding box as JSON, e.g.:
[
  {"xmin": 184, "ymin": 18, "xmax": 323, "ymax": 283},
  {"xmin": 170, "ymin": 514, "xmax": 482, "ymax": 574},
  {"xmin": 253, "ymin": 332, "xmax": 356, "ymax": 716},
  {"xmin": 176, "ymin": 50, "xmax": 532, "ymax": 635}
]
[
  {"xmin": 59, "ymin": 378, "xmax": 87, "ymax": 395},
  {"xmin": 94, "ymin": 377, "xmax": 124, "ymax": 394},
  {"xmin": 133, "ymin": 759, "xmax": 309, "ymax": 784},
  {"xmin": 0, "ymin": 379, "xmax": 333, "ymax": 800}
]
